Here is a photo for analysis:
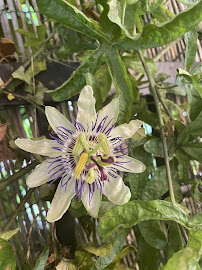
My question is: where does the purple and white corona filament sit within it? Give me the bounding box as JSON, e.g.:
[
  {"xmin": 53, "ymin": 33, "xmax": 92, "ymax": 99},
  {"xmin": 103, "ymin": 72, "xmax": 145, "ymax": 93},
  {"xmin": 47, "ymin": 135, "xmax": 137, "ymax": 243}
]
[{"xmin": 15, "ymin": 85, "xmax": 146, "ymax": 222}]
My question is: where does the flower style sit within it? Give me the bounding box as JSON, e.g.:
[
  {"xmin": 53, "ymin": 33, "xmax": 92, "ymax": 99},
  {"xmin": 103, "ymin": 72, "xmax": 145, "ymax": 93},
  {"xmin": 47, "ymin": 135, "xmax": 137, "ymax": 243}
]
[{"xmin": 15, "ymin": 85, "xmax": 146, "ymax": 222}]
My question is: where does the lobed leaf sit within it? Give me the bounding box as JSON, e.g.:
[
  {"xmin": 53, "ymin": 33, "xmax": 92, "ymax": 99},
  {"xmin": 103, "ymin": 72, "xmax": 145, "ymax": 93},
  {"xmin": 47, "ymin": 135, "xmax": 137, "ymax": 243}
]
[
  {"xmin": 36, "ymin": 0, "xmax": 108, "ymax": 41},
  {"xmin": 115, "ymin": 1, "xmax": 202, "ymax": 50}
]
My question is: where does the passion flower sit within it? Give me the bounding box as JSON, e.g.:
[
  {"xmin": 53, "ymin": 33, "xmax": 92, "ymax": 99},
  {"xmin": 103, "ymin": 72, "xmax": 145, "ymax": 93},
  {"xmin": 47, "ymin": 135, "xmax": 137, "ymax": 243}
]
[{"xmin": 15, "ymin": 85, "xmax": 145, "ymax": 222}]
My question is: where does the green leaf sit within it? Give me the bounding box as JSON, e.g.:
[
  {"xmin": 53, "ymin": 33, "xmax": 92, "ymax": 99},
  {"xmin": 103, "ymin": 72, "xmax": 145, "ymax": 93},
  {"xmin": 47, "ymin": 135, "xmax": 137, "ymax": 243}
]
[
  {"xmin": 123, "ymin": 55, "xmax": 157, "ymax": 75},
  {"xmin": 36, "ymin": 0, "xmax": 108, "ymax": 41},
  {"xmin": 144, "ymin": 138, "xmax": 176, "ymax": 158},
  {"xmin": 82, "ymin": 242, "xmax": 112, "ymax": 257},
  {"xmin": 160, "ymin": 83, "xmax": 186, "ymax": 96},
  {"xmin": 33, "ymin": 246, "xmax": 49, "ymax": 270},
  {"xmin": 185, "ymin": 29, "xmax": 198, "ymax": 71},
  {"xmin": 146, "ymin": 0, "xmax": 163, "ymax": 12},
  {"xmin": 85, "ymin": 64, "xmax": 112, "ymax": 110},
  {"xmin": 177, "ymin": 110, "xmax": 202, "ymax": 145},
  {"xmin": 107, "ymin": 0, "xmax": 144, "ymax": 38},
  {"xmin": 90, "ymin": 229, "xmax": 130, "ymax": 270},
  {"xmin": 25, "ymin": 59, "xmax": 47, "ymax": 81},
  {"xmin": 181, "ymin": 143, "xmax": 202, "ymax": 163},
  {"xmin": 105, "ymin": 49, "xmax": 133, "ymax": 123},
  {"xmin": 150, "ymin": 6, "xmax": 170, "ymax": 23},
  {"xmin": 176, "ymin": 70, "xmax": 202, "ymax": 120},
  {"xmin": 24, "ymin": 39, "xmax": 43, "ymax": 48},
  {"xmin": 127, "ymin": 170, "xmax": 150, "ymax": 200},
  {"xmin": 168, "ymin": 222, "xmax": 183, "ymax": 258},
  {"xmin": 0, "ymin": 228, "xmax": 19, "ymax": 241},
  {"xmin": 16, "ymin": 29, "xmax": 36, "ymax": 39},
  {"xmin": 138, "ymin": 166, "xmax": 170, "ymax": 200},
  {"xmin": 48, "ymin": 44, "xmax": 109, "ymax": 101},
  {"xmin": 164, "ymin": 230, "xmax": 202, "ymax": 270},
  {"xmin": 175, "ymin": 150, "xmax": 190, "ymax": 183},
  {"xmin": 115, "ymin": 1, "xmax": 202, "ymax": 50},
  {"xmin": 176, "ymin": 0, "xmax": 200, "ymax": 6},
  {"xmin": 98, "ymin": 200, "xmax": 201, "ymax": 242},
  {"xmin": 56, "ymin": 260, "xmax": 77, "ymax": 270},
  {"xmin": 12, "ymin": 66, "xmax": 30, "ymax": 85},
  {"xmin": 37, "ymin": 24, "xmax": 47, "ymax": 40},
  {"xmin": 75, "ymin": 250, "xmax": 95, "ymax": 269},
  {"xmin": 0, "ymin": 238, "xmax": 16, "ymax": 270},
  {"xmin": 99, "ymin": 0, "xmax": 121, "ymax": 40},
  {"xmin": 136, "ymin": 227, "xmax": 160, "ymax": 270},
  {"xmin": 138, "ymin": 220, "xmax": 167, "ymax": 249}
]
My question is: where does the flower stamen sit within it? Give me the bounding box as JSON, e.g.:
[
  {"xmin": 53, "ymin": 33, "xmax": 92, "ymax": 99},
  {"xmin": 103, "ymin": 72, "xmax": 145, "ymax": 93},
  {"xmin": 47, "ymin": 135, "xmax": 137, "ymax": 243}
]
[
  {"xmin": 73, "ymin": 133, "xmax": 90, "ymax": 155},
  {"xmin": 98, "ymin": 133, "xmax": 111, "ymax": 155},
  {"xmin": 85, "ymin": 168, "xmax": 97, "ymax": 184},
  {"xmin": 74, "ymin": 153, "xmax": 88, "ymax": 178}
]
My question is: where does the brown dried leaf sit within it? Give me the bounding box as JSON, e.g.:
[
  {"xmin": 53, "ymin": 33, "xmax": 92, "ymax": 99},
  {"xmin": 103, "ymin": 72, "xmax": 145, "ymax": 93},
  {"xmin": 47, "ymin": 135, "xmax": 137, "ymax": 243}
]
[
  {"xmin": 0, "ymin": 38, "xmax": 17, "ymax": 59},
  {"xmin": 0, "ymin": 145, "xmax": 13, "ymax": 161},
  {"xmin": 0, "ymin": 124, "xmax": 7, "ymax": 141}
]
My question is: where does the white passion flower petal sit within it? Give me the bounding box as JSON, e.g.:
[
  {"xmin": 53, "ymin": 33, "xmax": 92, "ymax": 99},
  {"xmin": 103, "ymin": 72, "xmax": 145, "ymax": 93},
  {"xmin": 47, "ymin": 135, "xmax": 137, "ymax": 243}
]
[
  {"xmin": 114, "ymin": 156, "xmax": 146, "ymax": 173},
  {"xmin": 76, "ymin": 85, "xmax": 96, "ymax": 132},
  {"xmin": 15, "ymin": 138, "xmax": 63, "ymax": 157},
  {"xmin": 110, "ymin": 120, "xmax": 142, "ymax": 139},
  {"xmin": 47, "ymin": 176, "xmax": 76, "ymax": 222},
  {"xmin": 81, "ymin": 182, "xmax": 102, "ymax": 218},
  {"xmin": 45, "ymin": 106, "xmax": 76, "ymax": 138},
  {"xmin": 103, "ymin": 175, "xmax": 131, "ymax": 205},
  {"xmin": 97, "ymin": 98, "xmax": 119, "ymax": 130},
  {"xmin": 26, "ymin": 160, "xmax": 64, "ymax": 187}
]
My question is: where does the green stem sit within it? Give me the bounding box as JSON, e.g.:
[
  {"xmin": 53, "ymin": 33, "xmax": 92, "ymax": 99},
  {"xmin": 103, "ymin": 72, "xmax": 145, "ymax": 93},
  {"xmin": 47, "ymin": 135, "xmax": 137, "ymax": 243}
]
[
  {"xmin": 177, "ymin": 224, "xmax": 184, "ymax": 249},
  {"xmin": 0, "ymin": 160, "xmax": 39, "ymax": 191},
  {"xmin": 2, "ymin": 188, "xmax": 35, "ymax": 231},
  {"xmin": 137, "ymin": 50, "xmax": 176, "ymax": 205},
  {"xmin": 155, "ymin": 87, "xmax": 174, "ymax": 121}
]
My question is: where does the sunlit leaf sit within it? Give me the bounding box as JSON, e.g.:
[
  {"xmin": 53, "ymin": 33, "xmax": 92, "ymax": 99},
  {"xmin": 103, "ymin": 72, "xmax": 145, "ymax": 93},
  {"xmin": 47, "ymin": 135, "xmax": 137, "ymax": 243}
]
[
  {"xmin": 12, "ymin": 66, "xmax": 30, "ymax": 85},
  {"xmin": 82, "ymin": 242, "xmax": 112, "ymax": 257},
  {"xmin": 0, "ymin": 228, "xmax": 19, "ymax": 241}
]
